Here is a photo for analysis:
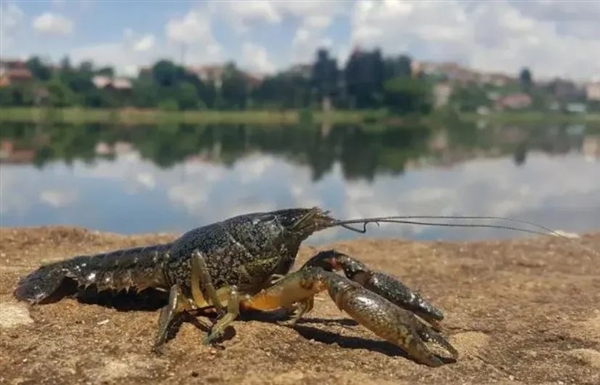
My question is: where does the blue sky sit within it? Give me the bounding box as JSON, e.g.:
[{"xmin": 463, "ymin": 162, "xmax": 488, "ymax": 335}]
[{"xmin": 1, "ymin": 1, "xmax": 599, "ymax": 81}]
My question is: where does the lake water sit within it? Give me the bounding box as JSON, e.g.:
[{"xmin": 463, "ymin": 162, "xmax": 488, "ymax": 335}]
[{"xmin": 1, "ymin": 121, "xmax": 599, "ymax": 245}]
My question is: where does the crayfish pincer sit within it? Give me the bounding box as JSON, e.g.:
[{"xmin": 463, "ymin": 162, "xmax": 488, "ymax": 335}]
[{"xmin": 14, "ymin": 207, "xmax": 495, "ymax": 366}]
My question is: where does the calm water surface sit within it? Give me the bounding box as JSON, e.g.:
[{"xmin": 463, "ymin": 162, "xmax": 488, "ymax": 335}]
[{"xmin": 1, "ymin": 122, "xmax": 599, "ymax": 245}]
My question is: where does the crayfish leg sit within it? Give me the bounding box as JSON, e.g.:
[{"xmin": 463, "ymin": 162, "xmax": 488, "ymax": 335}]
[
  {"xmin": 153, "ymin": 283, "xmax": 191, "ymax": 354},
  {"xmin": 202, "ymin": 286, "xmax": 240, "ymax": 345},
  {"xmin": 191, "ymin": 249, "xmax": 225, "ymax": 314}
]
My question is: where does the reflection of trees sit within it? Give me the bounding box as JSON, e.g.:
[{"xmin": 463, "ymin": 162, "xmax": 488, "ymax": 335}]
[
  {"xmin": 0, "ymin": 122, "xmax": 435, "ymax": 181},
  {"xmin": 0, "ymin": 122, "xmax": 592, "ymax": 181},
  {"xmin": 438, "ymin": 123, "xmax": 590, "ymax": 166}
]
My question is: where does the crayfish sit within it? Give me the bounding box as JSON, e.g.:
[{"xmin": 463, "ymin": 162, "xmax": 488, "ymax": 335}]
[{"xmin": 14, "ymin": 207, "xmax": 572, "ymax": 366}]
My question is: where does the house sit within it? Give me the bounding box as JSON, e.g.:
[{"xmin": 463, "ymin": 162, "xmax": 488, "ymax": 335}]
[
  {"xmin": 586, "ymin": 82, "xmax": 600, "ymax": 101},
  {"xmin": 0, "ymin": 59, "xmax": 33, "ymax": 87},
  {"xmin": 548, "ymin": 78, "xmax": 586, "ymax": 102},
  {"xmin": 92, "ymin": 75, "xmax": 132, "ymax": 91},
  {"xmin": 433, "ymin": 82, "xmax": 453, "ymax": 108},
  {"xmin": 187, "ymin": 65, "xmax": 225, "ymax": 88},
  {"xmin": 495, "ymin": 93, "xmax": 532, "ymax": 110},
  {"xmin": 0, "ymin": 140, "xmax": 36, "ymax": 164}
]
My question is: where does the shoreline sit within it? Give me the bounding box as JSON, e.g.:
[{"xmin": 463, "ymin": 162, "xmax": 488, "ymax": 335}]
[{"xmin": 1, "ymin": 106, "xmax": 599, "ymax": 126}]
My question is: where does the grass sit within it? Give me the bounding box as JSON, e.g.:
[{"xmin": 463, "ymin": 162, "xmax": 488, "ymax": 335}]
[
  {"xmin": 1, "ymin": 106, "xmax": 599, "ymax": 127},
  {"xmin": 0, "ymin": 107, "xmax": 367, "ymax": 126},
  {"xmin": 460, "ymin": 111, "xmax": 600, "ymax": 125}
]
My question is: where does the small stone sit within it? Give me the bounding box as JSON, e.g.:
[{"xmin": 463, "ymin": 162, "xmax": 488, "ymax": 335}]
[
  {"xmin": 191, "ymin": 371, "xmax": 199, "ymax": 377},
  {"xmin": 0, "ymin": 302, "xmax": 34, "ymax": 329},
  {"xmin": 509, "ymin": 375, "xmax": 515, "ymax": 381}
]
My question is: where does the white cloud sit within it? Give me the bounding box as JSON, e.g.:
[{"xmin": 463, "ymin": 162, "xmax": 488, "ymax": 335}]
[
  {"xmin": 207, "ymin": 0, "xmax": 347, "ymax": 34},
  {"xmin": 289, "ymin": 3, "xmax": 342, "ymax": 64},
  {"xmin": 349, "ymin": 0, "xmax": 600, "ymax": 80},
  {"xmin": 208, "ymin": 1, "xmax": 281, "ymax": 34},
  {"xmin": 2, "ymin": 0, "xmax": 599, "ymax": 81},
  {"xmin": 32, "ymin": 12, "xmax": 74, "ymax": 35},
  {"xmin": 132, "ymin": 34, "xmax": 155, "ymax": 53},
  {"xmin": 40, "ymin": 189, "xmax": 78, "ymax": 208},
  {"xmin": 166, "ymin": 10, "xmax": 217, "ymax": 47},
  {"xmin": 164, "ymin": 10, "xmax": 223, "ymax": 62},
  {"xmin": 241, "ymin": 42, "xmax": 276, "ymax": 74},
  {"xmin": 69, "ymin": 42, "xmax": 151, "ymax": 77},
  {"xmin": 0, "ymin": 3, "xmax": 25, "ymax": 47}
]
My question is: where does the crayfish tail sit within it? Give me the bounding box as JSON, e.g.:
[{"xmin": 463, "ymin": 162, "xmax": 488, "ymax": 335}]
[
  {"xmin": 13, "ymin": 244, "xmax": 172, "ymax": 304},
  {"xmin": 13, "ymin": 257, "xmax": 87, "ymax": 304}
]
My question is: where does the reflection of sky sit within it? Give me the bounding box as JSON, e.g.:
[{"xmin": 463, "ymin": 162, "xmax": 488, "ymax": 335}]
[{"xmin": 1, "ymin": 150, "xmax": 599, "ymax": 245}]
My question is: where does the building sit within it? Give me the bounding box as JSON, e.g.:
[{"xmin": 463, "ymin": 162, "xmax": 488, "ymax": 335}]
[
  {"xmin": 187, "ymin": 65, "xmax": 225, "ymax": 88},
  {"xmin": 285, "ymin": 63, "xmax": 312, "ymax": 79},
  {"xmin": 433, "ymin": 82, "xmax": 453, "ymax": 108},
  {"xmin": 495, "ymin": 93, "xmax": 532, "ymax": 110},
  {"xmin": 0, "ymin": 59, "xmax": 33, "ymax": 87},
  {"xmin": 586, "ymin": 82, "xmax": 600, "ymax": 101},
  {"xmin": 92, "ymin": 75, "xmax": 132, "ymax": 90}
]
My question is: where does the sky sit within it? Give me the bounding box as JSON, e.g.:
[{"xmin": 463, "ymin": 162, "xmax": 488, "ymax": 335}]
[{"xmin": 1, "ymin": 0, "xmax": 599, "ymax": 81}]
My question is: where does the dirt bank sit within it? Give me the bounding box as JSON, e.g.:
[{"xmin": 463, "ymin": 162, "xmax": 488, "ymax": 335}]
[{"xmin": 1, "ymin": 227, "xmax": 599, "ymax": 385}]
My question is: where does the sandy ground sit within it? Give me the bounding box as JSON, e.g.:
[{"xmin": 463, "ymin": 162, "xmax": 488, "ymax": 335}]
[{"xmin": 0, "ymin": 226, "xmax": 599, "ymax": 385}]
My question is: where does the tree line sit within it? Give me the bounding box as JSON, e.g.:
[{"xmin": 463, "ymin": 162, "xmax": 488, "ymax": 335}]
[{"xmin": 0, "ymin": 48, "xmax": 434, "ymax": 115}]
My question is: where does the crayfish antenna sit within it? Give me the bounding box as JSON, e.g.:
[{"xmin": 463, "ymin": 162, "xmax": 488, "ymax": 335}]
[{"xmin": 329, "ymin": 214, "xmax": 600, "ymax": 258}]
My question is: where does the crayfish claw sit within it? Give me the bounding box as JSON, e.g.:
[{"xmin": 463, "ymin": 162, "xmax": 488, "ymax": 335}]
[
  {"xmin": 325, "ymin": 270, "xmax": 457, "ymax": 367},
  {"xmin": 302, "ymin": 250, "xmax": 445, "ymax": 328}
]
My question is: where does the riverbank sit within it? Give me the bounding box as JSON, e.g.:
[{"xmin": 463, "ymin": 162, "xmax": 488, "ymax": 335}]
[
  {"xmin": 1, "ymin": 107, "xmax": 599, "ymax": 127},
  {"xmin": 1, "ymin": 226, "xmax": 599, "ymax": 384}
]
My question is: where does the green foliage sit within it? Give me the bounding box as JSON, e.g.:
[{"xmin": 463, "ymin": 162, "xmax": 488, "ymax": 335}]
[
  {"xmin": 0, "ymin": 85, "xmax": 34, "ymax": 106},
  {"xmin": 47, "ymin": 79, "xmax": 74, "ymax": 108},
  {"xmin": 158, "ymin": 98, "xmax": 179, "ymax": 111},
  {"xmin": 26, "ymin": 56, "xmax": 52, "ymax": 81},
  {"xmin": 383, "ymin": 77, "xmax": 432, "ymax": 115},
  {"xmin": 3, "ymin": 49, "xmax": 456, "ymax": 116},
  {"xmin": 449, "ymin": 85, "xmax": 491, "ymax": 112},
  {"xmin": 520, "ymin": 67, "xmax": 533, "ymax": 90}
]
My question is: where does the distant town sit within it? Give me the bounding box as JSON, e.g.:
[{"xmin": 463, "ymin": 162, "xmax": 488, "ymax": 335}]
[{"xmin": 1, "ymin": 47, "xmax": 599, "ymax": 115}]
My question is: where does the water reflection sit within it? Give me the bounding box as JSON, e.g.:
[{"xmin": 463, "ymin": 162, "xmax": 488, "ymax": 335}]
[{"xmin": 1, "ymin": 122, "xmax": 599, "ymax": 244}]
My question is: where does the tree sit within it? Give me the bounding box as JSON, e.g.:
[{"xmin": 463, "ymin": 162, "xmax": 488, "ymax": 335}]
[
  {"xmin": 26, "ymin": 56, "xmax": 52, "ymax": 81},
  {"xmin": 220, "ymin": 63, "xmax": 249, "ymax": 110},
  {"xmin": 131, "ymin": 78, "xmax": 159, "ymax": 108},
  {"xmin": 96, "ymin": 67, "xmax": 115, "ymax": 77},
  {"xmin": 175, "ymin": 82, "xmax": 200, "ymax": 110},
  {"xmin": 384, "ymin": 54, "xmax": 412, "ymax": 79},
  {"xmin": 344, "ymin": 48, "xmax": 386, "ymax": 109},
  {"xmin": 449, "ymin": 85, "xmax": 491, "ymax": 112},
  {"xmin": 383, "ymin": 77, "xmax": 432, "ymax": 115},
  {"xmin": 311, "ymin": 49, "xmax": 339, "ymax": 106},
  {"xmin": 520, "ymin": 67, "xmax": 533, "ymax": 90},
  {"xmin": 152, "ymin": 60, "xmax": 184, "ymax": 88},
  {"xmin": 47, "ymin": 79, "xmax": 74, "ymax": 107}
]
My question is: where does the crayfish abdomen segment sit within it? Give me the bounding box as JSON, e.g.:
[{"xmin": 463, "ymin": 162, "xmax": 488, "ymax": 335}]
[{"xmin": 13, "ymin": 244, "xmax": 172, "ymax": 304}]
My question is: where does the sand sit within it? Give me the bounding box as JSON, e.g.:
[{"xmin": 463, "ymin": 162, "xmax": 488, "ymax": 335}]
[{"xmin": 1, "ymin": 226, "xmax": 599, "ymax": 385}]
